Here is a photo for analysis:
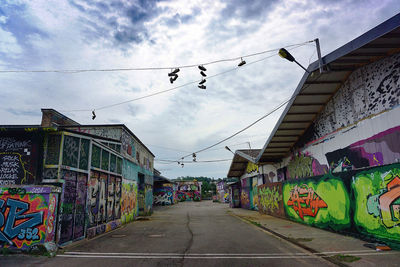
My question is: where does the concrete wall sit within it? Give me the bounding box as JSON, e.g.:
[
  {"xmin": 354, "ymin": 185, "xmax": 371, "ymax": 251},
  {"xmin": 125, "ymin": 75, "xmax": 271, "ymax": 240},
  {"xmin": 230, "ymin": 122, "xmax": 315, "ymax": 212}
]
[
  {"xmin": 255, "ymin": 52, "xmax": 400, "ymax": 246},
  {"xmin": 277, "ymin": 52, "xmax": 400, "ymax": 180},
  {"xmin": 0, "ymin": 185, "xmax": 60, "ymax": 250}
]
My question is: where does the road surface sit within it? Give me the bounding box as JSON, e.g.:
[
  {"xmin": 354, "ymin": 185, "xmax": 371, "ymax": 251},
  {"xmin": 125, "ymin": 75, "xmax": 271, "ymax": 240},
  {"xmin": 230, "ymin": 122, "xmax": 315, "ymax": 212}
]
[{"xmin": 1, "ymin": 201, "xmax": 333, "ymax": 266}]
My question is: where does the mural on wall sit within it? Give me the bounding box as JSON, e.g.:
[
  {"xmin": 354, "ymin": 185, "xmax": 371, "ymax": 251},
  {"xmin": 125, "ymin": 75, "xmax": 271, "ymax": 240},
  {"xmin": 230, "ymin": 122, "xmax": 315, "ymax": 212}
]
[
  {"xmin": 87, "ymin": 171, "xmax": 122, "ymax": 238},
  {"xmin": 154, "ymin": 184, "xmax": 174, "ymax": 205},
  {"xmin": 286, "ymin": 152, "xmax": 328, "ymax": 180},
  {"xmin": 287, "ymin": 184, "xmax": 327, "ymax": 220},
  {"xmin": 240, "ymin": 188, "xmax": 250, "ymax": 210},
  {"xmin": 0, "ymin": 134, "xmax": 39, "ymax": 185},
  {"xmin": 283, "ymin": 174, "xmax": 350, "ymax": 231},
  {"xmin": 310, "ymin": 53, "xmax": 400, "ymax": 141},
  {"xmin": 58, "ymin": 171, "xmax": 87, "ymax": 244},
  {"xmin": 258, "ymin": 183, "xmax": 284, "ymax": 217},
  {"xmin": 246, "ymin": 162, "xmax": 258, "ymax": 174},
  {"xmin": 252, "ymin": 178, "xmax": 258, "ymax": 210},
  {"xmin": 144, "ymin": 185, "xmax": 153, "ymax": 214},
  {"xmin": 0, "ymin": 186, "xmax": 58, "ymax": 249},
  {"xmin": 352, "ymin": 164, "xmax": 400, "ymax": 242},
  {"xmin": 176, "ymin": 181, "xmax": 201, "ymax": 201},
  {"xmin": 326, "ymin": 126, "xmax": 400, "ymax": 172},
  {"xmin": 121, "ymin": 179, "xmax": 138, "ymax": 224}
]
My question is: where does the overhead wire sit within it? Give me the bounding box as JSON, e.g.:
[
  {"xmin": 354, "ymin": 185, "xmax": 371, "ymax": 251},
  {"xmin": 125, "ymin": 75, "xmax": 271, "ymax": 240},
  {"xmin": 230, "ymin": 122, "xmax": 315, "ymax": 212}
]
[
  {"xmin": 174, "ymin": 70, "xmax": 324, "ymax": 163},
  {"xmin": 0, "ymin": 40, "xmax": 314, "ymax": 74},
  {"xmin": 60, "ymin": 41, "xmax": 311, "ymax": 113}
]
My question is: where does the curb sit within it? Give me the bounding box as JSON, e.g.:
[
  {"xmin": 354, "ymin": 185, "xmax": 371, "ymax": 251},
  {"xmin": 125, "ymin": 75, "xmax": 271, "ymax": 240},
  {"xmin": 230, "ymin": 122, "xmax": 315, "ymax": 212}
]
[
  {"xmin": 58, "ymin": 224, "xmax": 127, "ymax": 251},
  {"xmin": 228, "ymin": 212, "xmax": 348, "ymax": 267}
]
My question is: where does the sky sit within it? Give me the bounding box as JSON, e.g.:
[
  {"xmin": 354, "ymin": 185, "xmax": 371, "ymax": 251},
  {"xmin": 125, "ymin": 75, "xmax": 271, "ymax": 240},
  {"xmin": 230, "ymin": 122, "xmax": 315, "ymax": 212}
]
[{"xmin": 0, "ymin": 0, "xmax": 399, "ymax": 179}]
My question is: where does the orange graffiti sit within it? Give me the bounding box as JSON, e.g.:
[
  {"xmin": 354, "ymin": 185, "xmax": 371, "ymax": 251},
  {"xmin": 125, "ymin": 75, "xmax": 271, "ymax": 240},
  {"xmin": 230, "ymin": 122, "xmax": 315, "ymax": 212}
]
[{"xmin": 287, "ymin": 185, "xmax": 327, "ymax": 220}]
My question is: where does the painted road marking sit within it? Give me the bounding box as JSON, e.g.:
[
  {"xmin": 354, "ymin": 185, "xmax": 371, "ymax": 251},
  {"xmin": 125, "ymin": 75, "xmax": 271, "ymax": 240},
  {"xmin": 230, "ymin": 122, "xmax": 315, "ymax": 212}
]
[
  {"xmin": 57, "ymin": 253, "xmax": 398, "ymax": 259},
  {"xmin": 59, "ymin": 250, "xmax": 399, "ymax": 259}
]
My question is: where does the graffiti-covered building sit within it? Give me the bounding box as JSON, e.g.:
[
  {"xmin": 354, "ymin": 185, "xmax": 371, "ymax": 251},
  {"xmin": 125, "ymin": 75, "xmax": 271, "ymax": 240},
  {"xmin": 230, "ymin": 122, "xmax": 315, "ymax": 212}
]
[
  {"xmin": 0, "ymin": 109, "xmax": 155, "ymax": 250},
  {"xmin": 175, "ymin": 180, "xmax": 202, "ymax": 201},
  {"xmin": 227, "ymin": 150, "xmax": 264, "ymax": 210},
  {"xmin": 153, "ymin": 170, "xmax": 176, "ymax": 205},
  {"xmin": 228, "ymin": 14, "xmax": 400, "ymax": 246}
]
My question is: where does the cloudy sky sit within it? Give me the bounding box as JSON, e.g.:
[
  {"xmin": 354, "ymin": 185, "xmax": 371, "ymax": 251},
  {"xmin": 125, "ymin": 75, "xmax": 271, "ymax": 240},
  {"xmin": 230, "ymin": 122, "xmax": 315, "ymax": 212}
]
[{"xmin": 0, "ymin": 0, "xmax": 399, "ymax": 179}]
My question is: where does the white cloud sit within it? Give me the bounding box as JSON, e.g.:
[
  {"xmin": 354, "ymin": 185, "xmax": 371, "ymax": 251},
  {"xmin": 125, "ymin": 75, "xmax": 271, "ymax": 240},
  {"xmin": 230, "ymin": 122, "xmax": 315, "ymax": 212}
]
[{"xmin": 0, "ymin": 0, "xmax": 399, "ymax": 178}]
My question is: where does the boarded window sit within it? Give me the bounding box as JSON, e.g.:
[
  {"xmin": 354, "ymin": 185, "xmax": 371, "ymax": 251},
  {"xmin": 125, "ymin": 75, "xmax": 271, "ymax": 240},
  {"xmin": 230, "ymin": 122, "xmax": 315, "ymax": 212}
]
[
  {"xmin": 117, "ymin": 157, "xmax": 122, "ymax": 174},
  {"xmin": 63, "ymin": 135, "xmax": 79, "ymax": 167},
  {"xmin": 101, "ymin": 150, "xmax": 109, "ymax": 171},
  {"xmin": 110, "ymin": 154, "xmax": 116, "ymax": 173},
  {"xmin": 46, "ymin": 134, "xmax": 61, "ymax": 165},
  {"xmin": 91, "ymin": 145, "xmax": 101, "ymax": 168},
  {"xmin": 79, "ymin": 138, "xmax": 90, "ymax": 170}
]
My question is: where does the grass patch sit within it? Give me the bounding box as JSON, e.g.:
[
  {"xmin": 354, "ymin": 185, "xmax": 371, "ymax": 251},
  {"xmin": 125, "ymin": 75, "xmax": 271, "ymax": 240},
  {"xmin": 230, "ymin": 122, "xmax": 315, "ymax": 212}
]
[
  {"xmin": 249, "ymin": 220, "xmax": 262, "ymax": 227},
  {"xmin": 288, "ymin": 237, "xmax": 313, "ymax": 242},
  {"xmin": 330, "ymin": 254, "xmax": 361, "ymax": 262}
]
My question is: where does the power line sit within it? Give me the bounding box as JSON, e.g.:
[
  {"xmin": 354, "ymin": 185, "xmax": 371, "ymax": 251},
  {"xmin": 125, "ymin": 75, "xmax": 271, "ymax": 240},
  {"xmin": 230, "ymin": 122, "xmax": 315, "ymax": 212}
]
[
  {"xmin": 60, "ymin": 42, "xmax": 310, "ymax": 113},
  {"xmin": 176, "ymin": 71, "xmax": 324, "ymax": 162},
  {"xmin": 0, "ymin": 40, "xmax": 313, "ymax": 74},
  {"xmin": 156, "ymin": 158, "xmax": 232, "ymax": 163}
]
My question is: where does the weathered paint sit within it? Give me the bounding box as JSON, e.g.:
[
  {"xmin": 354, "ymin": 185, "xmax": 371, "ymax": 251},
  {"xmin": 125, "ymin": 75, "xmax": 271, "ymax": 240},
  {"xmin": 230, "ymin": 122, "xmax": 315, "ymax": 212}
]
[
  {"xmin": 282, "ymin": 173, "xmax": 351, "ymax": 231},
  {"xmin": 258, "ymin": 182, "xmax": 284, "ymax": 217},
  {"xmin": 86, "ymin": 170, "xmax": 122, "ymax": 239},
  {"xmin": 176, "ymin": 181, "xmax": 201, "ymax": 201},
  {"xmin": 0, "ymin": 132, "xmax": 42, "ymax": 185},
  {"xmin": 121, "ymin": 179, "xmax": 138, "ymax": 224},
  {"xmin": 153, "ymin": 183, "xmax": 174, "ymax": 205},
  {"xmin": 0, "ymin": 186, "xmax": 59, "ymax": 250},
  {"xmin": 352, "ymin": 164, "xmax": 400, "ymax": 243}
]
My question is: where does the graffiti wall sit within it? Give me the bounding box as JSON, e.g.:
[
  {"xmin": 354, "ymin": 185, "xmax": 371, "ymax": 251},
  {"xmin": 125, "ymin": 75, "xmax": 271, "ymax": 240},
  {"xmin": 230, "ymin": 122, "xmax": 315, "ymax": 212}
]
[
  {"xmin": 282, "ymin": 174, "xmax": 351, "ymax": 231},
  {"xmin": 240, "ymin": 178, "xmax": 251, "ymax": 209},
  {"xmin": 252, "ymin": 177, "xmax": 258, "ymax": 210},
  {"xmin": 153, "ymin": 183, "xmax": 174, "ymax": 205},
  {"xmin": 0, "ymin": 186, "xmax": 59, "ymax": 250},
  {"xmin": 277, "ymin": 53, "xmax": 400, "ymax": 180},
  {"xmin": 352, "ymin": 163, "xmax": 400, "ymax": 243},
  {"xmin": 87, "ymin": 171, "xmax": 122, "ymax": 238},
  {"xmin": 121, "ymin": 179, "xmax": 138, "ymax": 224},
  {"xmin": 0, "ymin": 132, "xmax": 41, "ymax": 185},
  {"xmin": 258, "ymin": 182, "xmax": 284, "ymax": 217},
  {"xmin": 58, "ymin": 170, "xmax": 87, "ymax": 245},
  {"xmin": 176, "ymin": 181, "xmax": 201, "ymax": 201}
]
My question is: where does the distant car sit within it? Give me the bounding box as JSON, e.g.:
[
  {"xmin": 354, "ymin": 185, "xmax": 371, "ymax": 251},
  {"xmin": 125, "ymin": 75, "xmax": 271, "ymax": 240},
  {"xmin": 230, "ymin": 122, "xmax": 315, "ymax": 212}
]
[{"xmin": 212, "ymin": 195, "xmax": 218, "ymax": 202}]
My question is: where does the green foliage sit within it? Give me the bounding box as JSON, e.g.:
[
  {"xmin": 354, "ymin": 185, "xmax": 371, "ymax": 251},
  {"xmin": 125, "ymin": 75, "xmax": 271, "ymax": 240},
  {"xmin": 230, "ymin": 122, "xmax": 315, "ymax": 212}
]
[{"xmin": 330, "ymin": 254, "xmax": 360, "ymax": 262}]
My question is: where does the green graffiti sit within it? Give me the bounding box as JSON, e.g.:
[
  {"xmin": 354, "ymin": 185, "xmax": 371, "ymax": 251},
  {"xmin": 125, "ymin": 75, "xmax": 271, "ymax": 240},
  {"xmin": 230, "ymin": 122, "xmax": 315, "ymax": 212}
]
[
  {"xmin": 259, "ymin": 186, "xmax": 282, "ymax": 213},
  {"xmin": 287, "ymin": 154, "xmax": 313, "ymax": 179},
  {"xmin": 352, "ymin": 165, "xmax": 400, "ymax": 241},
  {"xmin": 283, "ymin": 174, "xmax": 350, "ymax": 231}
]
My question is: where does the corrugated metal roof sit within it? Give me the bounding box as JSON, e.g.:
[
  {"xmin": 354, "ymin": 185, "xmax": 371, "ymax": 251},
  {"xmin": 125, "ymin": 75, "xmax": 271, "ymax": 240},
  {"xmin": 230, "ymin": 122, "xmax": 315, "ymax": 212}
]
[{"xmin": 255, "ymin": 13, "xmax": 400, "ymax": 164}]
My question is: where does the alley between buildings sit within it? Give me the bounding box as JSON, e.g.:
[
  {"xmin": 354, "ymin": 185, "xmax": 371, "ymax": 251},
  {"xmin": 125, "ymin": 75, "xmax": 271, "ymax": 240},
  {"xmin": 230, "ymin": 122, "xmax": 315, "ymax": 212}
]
[{"xmin": 2, "ymin": 201, "xmax": 333, "ymax": 267}]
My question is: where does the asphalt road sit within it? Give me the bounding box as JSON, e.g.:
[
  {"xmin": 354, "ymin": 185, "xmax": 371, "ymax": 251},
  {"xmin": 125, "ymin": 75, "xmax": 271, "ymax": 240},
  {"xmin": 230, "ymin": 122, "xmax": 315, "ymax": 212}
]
[{"xmin": 1, "ymin": 201, "xmax": 333, "ymax": 266}]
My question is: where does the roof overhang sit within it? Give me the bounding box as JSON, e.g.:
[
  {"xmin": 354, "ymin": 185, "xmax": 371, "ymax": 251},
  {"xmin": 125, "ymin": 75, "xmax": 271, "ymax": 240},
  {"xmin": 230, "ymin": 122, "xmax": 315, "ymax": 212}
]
[
  {"xmin": 227, "ymin": 149, "xmax": 260, "ymax": 177},
  {"xmin": 256, "ymin": 13, "xmax": 400, "ymax": 164}
]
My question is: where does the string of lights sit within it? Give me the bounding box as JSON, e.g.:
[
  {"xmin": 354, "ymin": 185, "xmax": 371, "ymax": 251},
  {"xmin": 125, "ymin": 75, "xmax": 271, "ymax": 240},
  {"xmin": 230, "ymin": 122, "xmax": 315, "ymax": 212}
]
[
  {"xmin": 60, "ymin": 41, "xmax": 311, "ymax": 113},
  {"xmin": 0, "ymin": 40, "xmax": 314, "ymax": 74}
]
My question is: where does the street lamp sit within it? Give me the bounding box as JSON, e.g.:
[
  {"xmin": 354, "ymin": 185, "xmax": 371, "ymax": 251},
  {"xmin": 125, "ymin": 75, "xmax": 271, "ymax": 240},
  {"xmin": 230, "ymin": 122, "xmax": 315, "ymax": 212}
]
[
  {"xmin": 278, "ymin": 48, "xmax": 310, "ymax": 73},
  {"xmin": 225, "ymin": 146, "xmax": 234, "ymax": 154}
]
